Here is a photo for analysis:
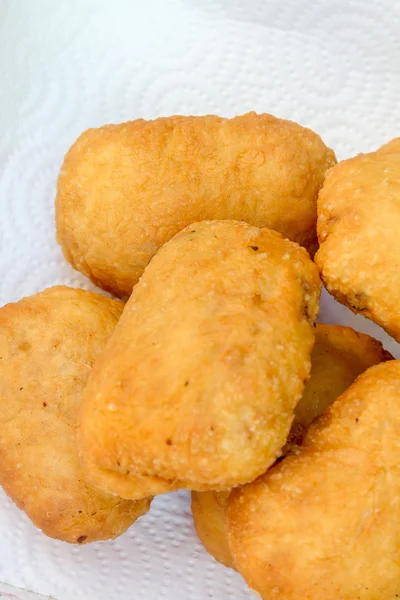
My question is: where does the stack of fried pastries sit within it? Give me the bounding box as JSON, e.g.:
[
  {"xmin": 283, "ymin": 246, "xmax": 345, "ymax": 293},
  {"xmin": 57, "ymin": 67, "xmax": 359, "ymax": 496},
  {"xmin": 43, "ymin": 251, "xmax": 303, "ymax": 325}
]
[{"xmin": 1, "ymin": 112, "xmax": 399, "ymax": 600}]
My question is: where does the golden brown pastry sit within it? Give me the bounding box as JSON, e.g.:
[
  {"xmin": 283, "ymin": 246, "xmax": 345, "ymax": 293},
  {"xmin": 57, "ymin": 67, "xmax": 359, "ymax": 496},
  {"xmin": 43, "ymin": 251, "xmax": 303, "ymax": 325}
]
[
  {"xmin": 56, "ymin": 112, "xmax": 336, "ymax": 297},
  {"xmin": 0, "ymin": 286, "xmax": 151, "ymax": 543},
  {"xmin": 191, "ymin": 491, "xmax": 232, "ymax": 568},
  {"xmin": 191, "ymin": 323, "xmax": 390, "ymax": 567},
  {"xmin": 316, "ymin": 138, "xmax": 400, "ymax": 341},
  {"xmin": 377, "ymin": 137, "xmax": 400, "ymax": 154},
  {"xmin": 289, "ymin": 322, "xmax": 392, "ymax": 444},
  {"xmin": 226, "ymin": 360, "xmax": 400, "ymax": 600},
  {"xmin": 80, "ymin": 220, "xmax": 321, "ymax": 499}
]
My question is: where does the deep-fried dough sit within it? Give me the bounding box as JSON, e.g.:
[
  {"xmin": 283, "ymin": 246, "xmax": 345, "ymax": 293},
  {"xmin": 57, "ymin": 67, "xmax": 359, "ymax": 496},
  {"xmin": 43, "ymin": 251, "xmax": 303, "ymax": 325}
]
[
  {"xmin": 316, "ymin": 139, "xmax": 400, "ymax": 341},
  {"xmin": 80, "ymin": 220, "xmax": 321, "ymax": 499},
  {"xmin": 56, "ymin": 112, "xmax": 336, "ymax": 297},
  {"xmin": 191, "ymin": 491, "xmax": 232, "ymax": 568},
  {"xmin": 289, "ymin": 322, "xmax": 392, "ymax": 444},
  {"xmin": 226, "ymin": 360, "xmax": 400, "ymax": 600},
  {"xmin": 191, "ymin": 323, "xmax": 390, "ymax": 567},
  {"xmin": 377, "ymin": 137, "xmax": 400, "ymax": 154},
  {"xmin": 0, "ymin": 286, "xmax": 151, "ymax": 543}
]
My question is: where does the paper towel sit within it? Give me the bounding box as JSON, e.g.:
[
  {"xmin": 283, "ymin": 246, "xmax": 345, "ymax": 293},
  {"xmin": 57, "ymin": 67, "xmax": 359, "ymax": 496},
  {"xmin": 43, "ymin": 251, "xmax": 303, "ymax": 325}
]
[
  {"xmin": 0, "ymin": 583, "xmax": 52, "ymax": 600},
  {"xmin": 0, "ymin": 0, "xmax": 399, "ymax": 598}
]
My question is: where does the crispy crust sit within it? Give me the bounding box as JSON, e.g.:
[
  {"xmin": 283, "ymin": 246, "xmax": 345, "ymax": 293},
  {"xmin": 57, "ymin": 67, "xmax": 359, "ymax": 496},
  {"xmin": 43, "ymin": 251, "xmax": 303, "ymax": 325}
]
[
  {"xmin": 191, "ymin": 490, "xmax": 232, "ymax": 568},
  {"xmin": 227, "ymin": 360, "xmax": 400, "ymax": 600},
  {"xmin": 0, "ymin": 286, "xmax": 151, "ymax": 543},
  {"xmin": 316, "ymin": 139, "xmax": 400, "ymax": 341},
  {"xmin": 56, "ymin": 112, "xmax": 336, "ymax": 297},
  {"xmin": 191, "ymin": 323, "xmax": 390, "ymax": 567},
  {"xmin": 80, "ymin": 220, "xmax": 321, "ymax": 498},
  {"xmin": 290, "ymin": 322, "xmax": 392, "ymax": 442}
]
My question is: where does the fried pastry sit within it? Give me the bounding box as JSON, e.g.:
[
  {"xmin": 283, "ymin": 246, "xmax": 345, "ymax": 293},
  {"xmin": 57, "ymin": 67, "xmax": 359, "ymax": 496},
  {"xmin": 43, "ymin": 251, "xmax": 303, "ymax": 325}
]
[
  {"xmin": 192, "ymin": 323, "xmax": 390, "ymax": 567},
  {"xmin": 0, "ymin": 286, "xmax": 151, "ymax": 543},
  {"xmin": 227, "ymin": 360, "xmax": 400, "ymax": 600},
  {"xmin": 80, "ymin": 220, "xmax": 320, "ymax": 499},
  {"xmin": 56, "ymin": 112, "xmax": 335, "ymax": 296},
  {"xmin": 316, "ymin": 139, "xmax": 400, "ymax": 341}
]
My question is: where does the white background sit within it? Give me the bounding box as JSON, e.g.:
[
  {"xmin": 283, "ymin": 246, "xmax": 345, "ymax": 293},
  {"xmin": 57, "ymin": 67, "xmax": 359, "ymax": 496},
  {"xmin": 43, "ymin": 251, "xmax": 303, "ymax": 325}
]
[{"xmin": 0, "ymin": 0, "xmax": 399, "ymax": 598}]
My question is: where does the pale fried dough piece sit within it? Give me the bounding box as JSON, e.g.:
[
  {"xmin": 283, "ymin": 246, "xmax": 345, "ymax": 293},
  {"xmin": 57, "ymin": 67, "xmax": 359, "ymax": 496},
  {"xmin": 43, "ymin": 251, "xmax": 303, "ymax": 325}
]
[
  {"xmin": 80, "ymin": 220, "xmax": 321, "ymax": 499},
  {"xmin": 56, "ymin": 112, "xmax": 336, "ymax": 297},
  {"xmin": 316, "ymin": 139, "xmax": 400, "ymax": 341},
  {"xmin": 0, "ymin": 287, "xmax": 151, "ymax": 543},
  {"xmin": 226, "ymin": 361, "xmax": 400, "ymax": 600},
  {"xmin": 192, "ymin": 323, "xmax": 390, "ymax": 568}
]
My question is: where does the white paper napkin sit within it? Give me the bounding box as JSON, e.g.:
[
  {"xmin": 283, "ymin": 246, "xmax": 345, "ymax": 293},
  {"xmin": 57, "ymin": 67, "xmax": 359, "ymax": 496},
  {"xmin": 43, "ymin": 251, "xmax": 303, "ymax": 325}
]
[
  {"xmin": 0, "ymin": 583, "xmax": 52, "ymax": 600},
  {"xmin": 0, "ymin": 0, "xmax": 399, "ymax": 598}
]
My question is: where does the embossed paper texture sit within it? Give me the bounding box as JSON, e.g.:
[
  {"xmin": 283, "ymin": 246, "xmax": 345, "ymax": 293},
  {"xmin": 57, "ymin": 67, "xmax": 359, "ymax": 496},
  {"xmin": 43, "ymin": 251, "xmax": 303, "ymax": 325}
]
[
  {"xmin": 0, "ymin": 0, "xmax": 399, "ymax": 598},
  {"xmin": 0, "ymin": 583, "xmax": 52, "ymax": 600}
]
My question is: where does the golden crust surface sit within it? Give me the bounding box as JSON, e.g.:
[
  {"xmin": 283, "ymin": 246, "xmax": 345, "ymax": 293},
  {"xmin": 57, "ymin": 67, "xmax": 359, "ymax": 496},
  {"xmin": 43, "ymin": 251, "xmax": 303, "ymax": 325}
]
[
  {"xmin": 226, "ymin": 360, "xmax": 400, "ymax": 600},
  {"xmin": 80, "ymin": 220, "xmax": 321, "ymax": 498},
  {"xmin": 56, "ymin": 112, "xmax": 336, "ymax": 297},
  {"xmin": 192, "ymin": 323, "xmax": 390, "ymax": 567},
  {"xmin": 0, "ymin": 286, "xmax": 151, "ymax": 543},
  {"xmin": 316, "ymin": 139, "xmax": 400, "ymax": 341},
  {"xmin": 377, "ymin": 137, "xmax": 400, "ymax": 154},
  {"xmin": 290, "ymin": 322, "xmax": 392, "ymax": 442},
  {"xmin": 191, "ymin": 491, "xmax": 232, "ymax": 568}
]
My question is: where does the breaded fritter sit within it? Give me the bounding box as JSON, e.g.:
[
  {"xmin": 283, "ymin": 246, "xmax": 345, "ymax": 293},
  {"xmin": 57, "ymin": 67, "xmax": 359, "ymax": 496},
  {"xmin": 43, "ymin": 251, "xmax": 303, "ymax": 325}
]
[
  {"xmin": 0, "ymin": 286, "xmax": 151, "ymax": 543},
  {"xmin": 289, "ymin": 322, "xmax": 392, "ymax": 444},
  {"xmin": 377, "ymin": 137, "xmax": 400, "ymax": 154},
  {"xmin": 56, "ymin": 112, "xmax": 335, "ymax": 297},
  {"xmin": 191, "ymin": 491, "xmax": 232, "ymax": 568},
  {"xmin": 226, "ymin": 360, "xmax": 400, "ymax": 600},
  {"xmin": 192, "ymin": 323, "xmax": 390, "ymax": 567},
  {"xmin": 80, "ymin": 220, "xmax": 320, "ymax": 499},
  {"xmin": 316, "ymin": 139, "xmax": 400, "ymax": 341}
]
